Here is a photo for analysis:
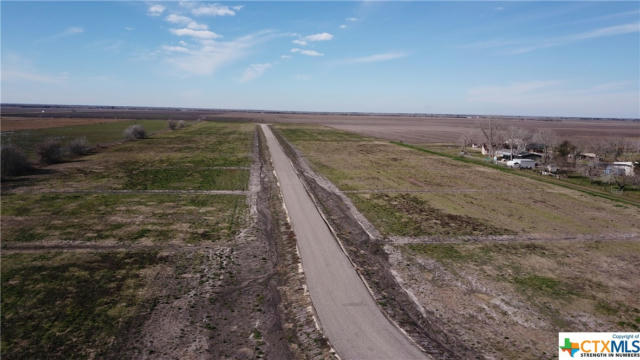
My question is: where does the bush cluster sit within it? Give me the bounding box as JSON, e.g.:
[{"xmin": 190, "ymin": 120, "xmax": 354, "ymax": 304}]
[
  {"xmin": 124, "ymin": 125, "xmax": 147, "ymax": 140},
  {"xmin": 1, "ymin": 146, "xmax": 32, "ymax": 178},
  {"xmin": 36, "ymin": 139, "xmax": 64, "ymax": 164},
  {"xmin": 168, "ymin": 120, "xmax": 186, "ymax": 130},
  {"xmin": 68, "ymin": 137, "xmax": 92, "ymax": 156}
]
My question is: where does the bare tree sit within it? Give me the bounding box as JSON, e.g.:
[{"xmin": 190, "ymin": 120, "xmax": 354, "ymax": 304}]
[
  {"xmin": 503, "ymin": 126, "xmax": 531, "ymax": 160},
  {"xmin": 533, "ymin": 129, "xmax": 557, "ymax": 164},
  {"xmin": 458, "ymin": 130, "xmax": 475, "ymax": 153},
  {"xmin": 479, "ymin": 119, "xmax": 503, "ymax": 159}
]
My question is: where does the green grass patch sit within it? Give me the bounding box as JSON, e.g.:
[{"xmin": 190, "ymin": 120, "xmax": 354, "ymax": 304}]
[
  {"xmin": 1, "ymin": 193, "xmax": 247, "ymax": 244},
  {"xmin": 122, "ymin": 167, "xmax": 249, "ymax": 190},
  {"xmin": 352, "ymin": 193, "xmax": 513, "ymax": 237},
  {"xmin": 277, "ymin": 125, "xmax": 370, "ymax": 142},
  {"xmin": 513, "ymin": 274, "xmax": 577, "ymax": 298},
  {"xmin": 1, "ymin": 120, "xmax": 167, "ymax": 160},
  {"xmin": 1, "ymin": 251, "xmax": 161, "ymax": 359}
]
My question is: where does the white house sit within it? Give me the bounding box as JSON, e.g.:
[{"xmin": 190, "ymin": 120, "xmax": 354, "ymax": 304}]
[{"xmin": 605, "ymin": 162, "xmax": 635, "ymax": 176}]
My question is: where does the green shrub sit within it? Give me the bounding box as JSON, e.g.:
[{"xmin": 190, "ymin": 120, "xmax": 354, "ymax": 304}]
[
  {"xmin": 1, "ymin": 146, "xmax": 32, "ymax": 177},
  {"xmin": 36, "ymin": 139, "xmax": 64, "ymax": 164},
  {"xmin": 123, "ymin": 125, "xmax": 147, "ymax": 140},
  {"xmin": 68, "ymin": 137, "xmax": 92, "ymax": 156}
]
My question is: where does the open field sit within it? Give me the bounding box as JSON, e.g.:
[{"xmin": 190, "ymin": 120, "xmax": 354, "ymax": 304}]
[
  {"xmin": 1, "ymin": 120, "xmax": 333, "ymax": 359},
  {"xmin": 276, "ymin": 124, "xmax": 639, "ymax": 237},
  {"xmin": 2, "ymin": 122, "xmax": 253, "ymax": 192},
  {"xmin": 391, "ymin": 240, "xmax": 640, "ymax": 359},
  {"xmin": 4, "ymin": 105, "xmax": 639, "ymax": 144},
  {"xmin": 0, "ymin": 116, "xmax": 131, "ymax": 131},
  {"xmin": 1, "ymin": 193, "xmax": 245, "ymax": 245},
  {"xmin": 1, "ymin": 119, "xmax": 168, "ymax": 160},
  {"xmin": 207, "ymin": 112, "xmax": 640, "ymax": 144},
  {"xmin": 275, "ymin": 123, "xmax": 640, "ymax": 359},
  {"xmin": 1, "ymin": 121, "xmax": 253, "ymax": 357},
  {"xmin": 1, "ymin": 250, "xmax": 161, "ymax": 359},
  {"xmin": 405, "ymin": 143, "xmax": 640, "ymax": 204}
]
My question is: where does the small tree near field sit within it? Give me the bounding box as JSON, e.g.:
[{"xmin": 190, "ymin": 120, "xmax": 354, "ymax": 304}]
[
  {"xmin": 1, "ymin": 146, "xmax": 32, "ymax": 178},
  {"xmin": 68, "ymin": 137, "xmax": 92, "ymax": 156},
  {"xmin": 36, "ymin": 139, "xmax": 64, "ymax": 164},
  {"xmin": 124, "ymin": 125, "xmax": 147, "ymax": 140}
]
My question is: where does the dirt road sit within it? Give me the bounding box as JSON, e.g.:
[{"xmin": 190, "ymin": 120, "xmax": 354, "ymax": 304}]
[{"xmin": 261, "ymin": 124, "xmax": 428, "ymax": 360}]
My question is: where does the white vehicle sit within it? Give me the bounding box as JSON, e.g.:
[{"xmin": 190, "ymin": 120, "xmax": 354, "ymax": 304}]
[{"xmin": 507, "ymin": 158, "xmax": 536, "ymax": 169}]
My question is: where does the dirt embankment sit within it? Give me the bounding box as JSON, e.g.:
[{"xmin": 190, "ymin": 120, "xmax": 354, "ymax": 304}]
[{"xmin": 271, "ymin": 127, "xmax": 479, "ymax": 359}]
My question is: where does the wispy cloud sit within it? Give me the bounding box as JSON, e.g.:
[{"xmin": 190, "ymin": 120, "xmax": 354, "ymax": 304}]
[
  {"xmin": 166, "ymin": 13, "xmax": 208, "ymax": 30},
  {"xmin": 280, "ymin": 54, "xmax": 292, "ymax": 59},
  {"xmin": 459, "ymin": 39, "xmax": 518, "ymax": 49},
  {"xmin": 346, "ymin": 17, "xmax": 358, "ymax": 22},
  {"xmin": 164, "ymin": 30, "xmax": 279, "ymax": 75},
  {"xmin": 339, "ymin": 24, "xmax": 347, "ymax": 29},
  {"xmin": 511, "ymin": 22, "xmax": 640, "ymax": 54},
  {"xmin": 37, "ymin": 26, "xmax": 84, "ymax": 42},
  {"xmin": 543, "ymin": 9, "xmax": 640, "ymax": 29},
  {"xmin": 166, "ymin": 14, "xmax": 191, "ymax": 24},
  {"xmin": 147, "ymin": 4, "xmax": 166, "ymax": 16},
  {"xmin": 292, "ymin": 39, "xmax": 307, "ymax": 46},
  {"xmin": 2, "ymin": 70, "xmax": 69, "ymax": 83},
  {"xmin": 305, "ymin": 32, "xmax": 333, "ymax": 41},
  {"xmin": 1, "ymin": 53, "xmax": 69, "ymax": 84},
  {"xmin": 162, "ymin": 45, "xmax": 191, "ymax": 53},
  {"xmin": 240, "ymin": 63, "xmax": 272, "ymax": 82},
  {"xmin": 467, "ymin": 80, "xmax": 639, "ymax": 117},
  {"xmin": 341, "ymin": 52, "xmax": 407, "ymax": 64},
  {"xmin": 463, "ymin": 22, "xmax": 640, "ymax": 54},
  {"xmin": 124, "ymin": 26, "xmax": 135, "ymax": 31},
  {"xmin": 192, "ymin": 4, "xmax": 239, "ymax": 16},
  {"xmin": 291, "ymin": 48, "xmax": 323, "ymax": 56},
  {"xmin": 468, "ymin": 80, "xmax": 563, "ymax": 101},
  {"xmin": 170, "ymin": 28, "xmax": 221, "ymax": 39}
]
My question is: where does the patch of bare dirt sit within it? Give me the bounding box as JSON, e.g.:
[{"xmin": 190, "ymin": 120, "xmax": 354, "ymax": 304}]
[{"xmin": 387, "ymin": 239, "xmax": 640, "ymax": 359}]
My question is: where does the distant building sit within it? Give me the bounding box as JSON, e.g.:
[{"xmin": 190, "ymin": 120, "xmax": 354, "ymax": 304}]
[
  {"xmin": 517, "ymin": 152, "xmax": 542, "ymax": 160},
  {"xmin": 577, "ymin": 152, "xmax": 599, "ymax": 160},
  {"xmin": 494, "ymin": 149, "xmax": 513, "ymax": 159},
  {"xmin": 526, "ymin": 143, "xmax": 545, "ymax": 154},
  {"xmin": 481, "ymin": 144, "xmax": 489, "ymax": 156},
  {"xmin": 605, "ymin": 162, "xmax": 635, "ymax": 176}
]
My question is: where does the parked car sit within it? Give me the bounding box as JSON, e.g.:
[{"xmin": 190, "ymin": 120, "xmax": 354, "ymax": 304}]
[{"xmin": 507, "ymin": 158, "xmax": 536, "ymax": 169}]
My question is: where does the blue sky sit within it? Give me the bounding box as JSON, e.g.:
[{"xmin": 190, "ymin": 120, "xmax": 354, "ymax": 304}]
[{"xmin": 1, "ymin": 1, "xmax": 639, "ymax": 118}]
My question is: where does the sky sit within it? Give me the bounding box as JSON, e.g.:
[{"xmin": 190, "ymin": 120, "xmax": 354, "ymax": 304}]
[{"xmin": 1, "ymin": 1, "xmax": 639, "ymax": 118}]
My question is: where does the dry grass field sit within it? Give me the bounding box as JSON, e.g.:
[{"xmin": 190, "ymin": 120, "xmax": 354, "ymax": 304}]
[
  {"xmin": 277, "ymin": 124, "xmax": 639, "ymax": 237},
  {"xmin": 1, "ymin": 117, "xmax": 129, "ymax": 131},
  {"xmin": 5, "ymin": 106, "xmax": 639, "ymax": 144},
  {"xmin": 208, "ymin": 111, "xmax": 640, "ymax": 144},
  {"xmin": 276, "ymin": 123, "xmax": 640, "ymax": 359}
]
